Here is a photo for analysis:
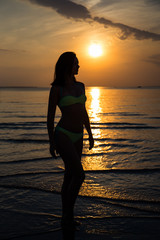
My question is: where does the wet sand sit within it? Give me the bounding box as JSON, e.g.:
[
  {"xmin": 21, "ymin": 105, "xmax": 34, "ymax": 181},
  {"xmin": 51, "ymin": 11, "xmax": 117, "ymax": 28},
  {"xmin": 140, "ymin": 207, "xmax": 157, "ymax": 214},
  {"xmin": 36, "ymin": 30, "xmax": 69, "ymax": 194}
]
[{"xmin": 10, "ymin": 217, "xmax": 160, "ymax": 240}]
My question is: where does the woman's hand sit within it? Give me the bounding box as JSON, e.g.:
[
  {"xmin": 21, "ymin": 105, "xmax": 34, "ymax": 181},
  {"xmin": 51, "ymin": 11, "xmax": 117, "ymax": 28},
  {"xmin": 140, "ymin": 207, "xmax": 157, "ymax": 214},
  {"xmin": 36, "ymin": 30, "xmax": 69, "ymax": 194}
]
[
  {"xmin": 50, "ymin": 143, "xmax": 58, "ymax": 158},
  {"xmin": 89, "ymin": 135, "xmax": 94, "ymax": 150}
]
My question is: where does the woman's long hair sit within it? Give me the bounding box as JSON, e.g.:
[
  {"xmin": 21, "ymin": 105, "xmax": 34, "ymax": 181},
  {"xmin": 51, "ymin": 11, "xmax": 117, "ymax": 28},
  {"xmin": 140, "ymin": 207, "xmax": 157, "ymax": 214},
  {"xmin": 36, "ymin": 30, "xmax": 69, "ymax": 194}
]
[{"xmin": 51, "ymin": 52, "xmax": 76, "ymax": 86}]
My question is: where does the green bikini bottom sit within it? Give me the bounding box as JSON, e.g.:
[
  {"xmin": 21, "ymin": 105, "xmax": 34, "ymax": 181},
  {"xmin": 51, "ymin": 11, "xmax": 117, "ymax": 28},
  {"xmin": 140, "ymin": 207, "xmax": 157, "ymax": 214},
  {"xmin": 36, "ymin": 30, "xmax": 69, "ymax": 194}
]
[{"xmin": 55, "ymin": 125, "xmax": 83, "ymax": 143}]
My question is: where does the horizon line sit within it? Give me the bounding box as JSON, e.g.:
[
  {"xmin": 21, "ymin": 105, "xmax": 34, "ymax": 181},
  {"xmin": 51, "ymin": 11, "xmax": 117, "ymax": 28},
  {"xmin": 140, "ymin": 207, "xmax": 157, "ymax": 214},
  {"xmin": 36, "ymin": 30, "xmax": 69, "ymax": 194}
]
[{"xmin": 0, "ymin": 85, "xmax": 160, "ymax": 89}]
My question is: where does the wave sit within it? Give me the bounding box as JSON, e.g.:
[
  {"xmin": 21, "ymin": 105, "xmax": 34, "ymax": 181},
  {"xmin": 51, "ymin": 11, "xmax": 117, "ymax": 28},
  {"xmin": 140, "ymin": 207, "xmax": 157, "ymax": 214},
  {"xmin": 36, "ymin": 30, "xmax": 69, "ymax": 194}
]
[
  {"xmin": 0, "ymin": 138, "xmax": 141, "ymax": 149},
  {"xmin": 0, "ymin": 184, "xmax": 160, "ymax": 207},
  {"xmin": 91, "ymin": 122, "xmax": 159, "ymax": 129},
  {"xmin": 85, "ymin": 168, "xmax": 160, "ymax": 174},
  {"xmin": 0, "ymin": 121, "xmax": 46, "ymax": 125},
  {"xmin": 17, "ymin": 135, "xmax": 143, "ymax": 143},
  {"xmin": 141, "ymin": 149, "xmax": 160, "ymax": 154},
  {"xmin": 0, "ymin": 151, "xmax": 137, "ymax": 165},
  {"xmin": 1, "ymin": 115, "xmax": 59, "ymax": 119},
  {"xmin": 0, "ymin": 122, "xmax": 46, "ymax": 130},
  {"xmin": 1, "ymin": 115, "xmax": 46, "ymax": 119},
  {"xmin": 148, "ymin": 116, "xmax": 160, "ymax": 119},
  {"xmin": 93, "ymin": 137, "xmax": 143, "ymax": 143},
  {"xmin": 0, "ymin": 151, "xmax": 159, "ymax": 166},
  {"xmin": 83, "ymin": 151, "xmax": 137, "ymax": 156},
  {"xmin": 1, "ymin": 206, "xmax": 159, "ymax": 221},
  {"xmin": 0, "ymin": 171, "xmax": 64, "ymax": 179},
  {"xmin": 91, "ymin": 122, "xmax": 147, "ymax": 126},
  {"xmin": 0, "ymin": 156, "xmax": 55, "ymax": 165},
  {"xmin": 0, "ymin": 136, "xmax": 144, "ymax": 144},
  {"xmin": 0, "ymin": 121, "xmax": 159, "ymax": 130},
  {"xmin": 92, "ymin": 126, "xmax": 159, "ymax": 129},
  {"xmin": 0, "ymin": 138, "xmax": 49, "ymax": 144},
  {"xmin": 0, "ymin": 168, "xmax": 159, "ymax": 179},
  {"xmin": 97, "ymin": 143, "xmax": 140, "ymax": 148},
  {"xmin": 98, "ymin": 112, "xmax": 147, "ymax": 117}
]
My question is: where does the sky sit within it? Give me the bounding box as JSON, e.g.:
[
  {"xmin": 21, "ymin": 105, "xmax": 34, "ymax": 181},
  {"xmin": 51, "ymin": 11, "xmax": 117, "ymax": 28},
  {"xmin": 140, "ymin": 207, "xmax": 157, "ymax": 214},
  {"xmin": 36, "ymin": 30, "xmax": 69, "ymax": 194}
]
[{"xmin": 0, "ymin": 0, "xmax": 160, "ymax": 87}]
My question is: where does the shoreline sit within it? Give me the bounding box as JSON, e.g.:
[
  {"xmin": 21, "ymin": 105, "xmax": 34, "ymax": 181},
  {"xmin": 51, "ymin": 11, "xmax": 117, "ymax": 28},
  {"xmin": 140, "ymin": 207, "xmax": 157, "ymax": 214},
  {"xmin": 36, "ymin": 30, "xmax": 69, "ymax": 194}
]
[{"xmin": 3, "ymin": 217, "xmax": 160, "ymax": 240}]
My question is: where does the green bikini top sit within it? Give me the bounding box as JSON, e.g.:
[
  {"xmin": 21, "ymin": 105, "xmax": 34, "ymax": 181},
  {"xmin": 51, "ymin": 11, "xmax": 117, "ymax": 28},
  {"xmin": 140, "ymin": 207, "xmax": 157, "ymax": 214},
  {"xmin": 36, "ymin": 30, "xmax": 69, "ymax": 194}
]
[
  {"xmin": 58, "ymin": 94, "xmax": 86, "ymax": 108},
  {"xmin": 58, "ymin": 86, "xmax": 86, "ymax": 108}
]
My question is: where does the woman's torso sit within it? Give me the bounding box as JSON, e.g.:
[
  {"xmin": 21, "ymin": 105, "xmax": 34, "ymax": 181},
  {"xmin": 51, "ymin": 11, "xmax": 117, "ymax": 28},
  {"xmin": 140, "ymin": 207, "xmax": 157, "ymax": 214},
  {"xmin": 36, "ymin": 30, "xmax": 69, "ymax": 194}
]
[{"xmin": 57, "ymin": 82, "xmax": 86, "ymax": 132}]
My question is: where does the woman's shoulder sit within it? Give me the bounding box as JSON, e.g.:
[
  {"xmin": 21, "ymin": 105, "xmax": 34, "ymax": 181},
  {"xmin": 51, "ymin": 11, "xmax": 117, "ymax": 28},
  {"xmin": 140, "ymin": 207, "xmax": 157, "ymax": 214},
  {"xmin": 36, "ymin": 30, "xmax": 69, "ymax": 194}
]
[
  {"xmin": 50, "ymin": 85, "xmax": 61, "ymax": 98},
  {"xmin": 50, "ymin": 84, "xmax": 61, "ymax": 91},
  {"xmin": 76, "ymin": 81, "xmax": 85, "ymax": 90}
]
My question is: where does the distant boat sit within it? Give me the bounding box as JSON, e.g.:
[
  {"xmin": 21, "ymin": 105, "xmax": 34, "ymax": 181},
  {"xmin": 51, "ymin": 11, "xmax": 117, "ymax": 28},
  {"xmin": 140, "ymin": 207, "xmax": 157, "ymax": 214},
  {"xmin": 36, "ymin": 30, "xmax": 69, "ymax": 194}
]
[{"xmin": 137, "ymin": 86, "xmax": 142, "ymax": 88}]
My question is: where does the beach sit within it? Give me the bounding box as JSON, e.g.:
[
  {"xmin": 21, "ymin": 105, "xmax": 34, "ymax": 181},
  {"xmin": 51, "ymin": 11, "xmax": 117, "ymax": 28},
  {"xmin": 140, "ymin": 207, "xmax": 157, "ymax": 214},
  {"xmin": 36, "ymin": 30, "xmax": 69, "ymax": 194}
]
[
  {"xmin": 1, "ymin": 191, "xmax": 160, "ymax": 240},
  {"xmin": 7, "ymin": 218, "xmax": 160, "ymax": 240}
]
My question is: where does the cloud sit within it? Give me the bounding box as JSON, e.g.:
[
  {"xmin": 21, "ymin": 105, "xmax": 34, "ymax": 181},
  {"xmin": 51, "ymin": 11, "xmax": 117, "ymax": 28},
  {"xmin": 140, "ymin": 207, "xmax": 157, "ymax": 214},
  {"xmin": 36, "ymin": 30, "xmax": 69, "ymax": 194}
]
[
  {"xmin": 145, "ymin": 54, "xmax": 160, "ymax": 66},
  {"xmin": 0, "ymin": 48, "xmax": 27, "ymax": 54},
  {"xmin": 92, "ymin": 0, "xmax": 125, "ymax": 8},
  {"xmin": 27, "ymin": 0, "xmax": 91, "ymax": 19},
  {"xmin": 0, "ymin": 48, "xmax": 17, "ymax": 54},
  {"xmin": 94, "ymin": 16, "xmax": 160, "ymax": 41},
  {"xmin": 0, "ymin": 49, "xmax": 11, "ymax": 53},
  {"xmin": 26, "ymin": 0, "xmax": 160, "ymax": 41},
  {"xmin": 145, "ymin": 0, "xmax": 160, "ymax": 7}
]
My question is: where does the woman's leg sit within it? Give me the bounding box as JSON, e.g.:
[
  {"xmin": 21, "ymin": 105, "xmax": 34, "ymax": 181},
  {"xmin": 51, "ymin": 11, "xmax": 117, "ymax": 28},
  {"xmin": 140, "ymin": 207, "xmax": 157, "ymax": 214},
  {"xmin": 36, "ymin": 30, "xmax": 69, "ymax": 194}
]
[
  {"xmin": 74, "ymin": 136, "xmax": 83, "ymax": 158},
  {"xmin": 55, "ymin": 131, "xmax": 85, "ymax": 223}
]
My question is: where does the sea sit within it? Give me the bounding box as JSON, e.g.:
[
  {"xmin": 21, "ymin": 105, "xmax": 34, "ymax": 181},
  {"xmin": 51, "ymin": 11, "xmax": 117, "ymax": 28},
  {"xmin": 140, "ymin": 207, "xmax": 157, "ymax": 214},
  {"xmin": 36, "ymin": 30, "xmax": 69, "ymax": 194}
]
[{"xmin": 0, "ymin": 87, "xmax": 160, "ymax": 240}]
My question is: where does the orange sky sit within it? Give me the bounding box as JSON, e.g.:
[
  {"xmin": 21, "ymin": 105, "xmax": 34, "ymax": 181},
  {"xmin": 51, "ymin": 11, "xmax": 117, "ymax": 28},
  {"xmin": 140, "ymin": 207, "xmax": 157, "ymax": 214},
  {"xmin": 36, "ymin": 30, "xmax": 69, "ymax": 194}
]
[{"xmin": 0, "ymin": 0, "xmax": 160, "ymax": 87}]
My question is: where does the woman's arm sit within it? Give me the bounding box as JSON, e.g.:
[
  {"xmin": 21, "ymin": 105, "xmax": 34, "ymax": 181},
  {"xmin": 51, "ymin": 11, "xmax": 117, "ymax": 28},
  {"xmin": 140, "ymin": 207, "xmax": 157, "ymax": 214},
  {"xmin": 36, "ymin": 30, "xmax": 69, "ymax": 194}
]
[
  {"xmin": 47, "ymin": 86, "xmax": 58, "ymax": 157},
  {"xmin": 83, "ymin": 106, "xmax": 94, "ymax": 150},
  {"xmin": 80, "ymin": 82, "xmax": 94, "ymax": 150}
]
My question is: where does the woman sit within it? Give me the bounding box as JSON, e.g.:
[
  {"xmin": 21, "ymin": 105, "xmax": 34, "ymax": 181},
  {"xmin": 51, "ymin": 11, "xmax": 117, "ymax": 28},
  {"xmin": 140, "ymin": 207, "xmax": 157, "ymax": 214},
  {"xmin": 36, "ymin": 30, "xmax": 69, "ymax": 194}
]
[{"xmin": 47, "ymin": 52, "xmax": 94, "ymax": 228}]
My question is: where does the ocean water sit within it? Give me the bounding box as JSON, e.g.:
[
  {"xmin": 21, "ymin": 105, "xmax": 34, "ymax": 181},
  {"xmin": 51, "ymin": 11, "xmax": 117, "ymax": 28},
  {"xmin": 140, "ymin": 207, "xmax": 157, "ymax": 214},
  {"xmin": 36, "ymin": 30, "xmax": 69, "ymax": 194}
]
[{"xmin": 0, "ymin": 87, "xmax": 160, "ymax": 239}]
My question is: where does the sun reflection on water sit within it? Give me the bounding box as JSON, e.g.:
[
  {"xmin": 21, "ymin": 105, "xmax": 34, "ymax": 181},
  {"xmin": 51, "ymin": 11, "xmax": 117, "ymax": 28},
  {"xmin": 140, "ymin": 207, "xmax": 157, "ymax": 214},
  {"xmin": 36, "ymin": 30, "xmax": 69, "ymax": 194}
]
[
  {"xmin": 90, "ymin": 88, "xmax": 100, "ymax": 121},
  {"xmin": 89, "ymin": 88, "xmax": 102, "ymax": 139},
  {"xmin": 83, "ymin": 87, "xmax": 105, "ymax": 171}
]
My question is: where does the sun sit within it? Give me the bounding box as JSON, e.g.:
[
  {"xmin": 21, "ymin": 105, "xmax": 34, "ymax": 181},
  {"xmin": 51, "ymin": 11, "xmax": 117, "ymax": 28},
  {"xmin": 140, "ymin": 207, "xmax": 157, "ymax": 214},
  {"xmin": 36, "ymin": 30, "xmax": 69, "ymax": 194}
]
[{"xmin": 88, "ymin": 43, "xmax": 103, "ymax": 58}]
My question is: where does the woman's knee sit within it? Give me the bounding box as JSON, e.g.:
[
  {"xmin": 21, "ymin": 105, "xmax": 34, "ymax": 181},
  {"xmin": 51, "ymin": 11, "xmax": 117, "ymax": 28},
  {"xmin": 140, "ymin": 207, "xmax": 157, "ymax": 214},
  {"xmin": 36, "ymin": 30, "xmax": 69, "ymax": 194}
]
[
  {"xmin": 74, "ymin": 170, "xmax": 85, "ymax": 184},
  {"xmin": 81, "ymin": 171, "xmax": 85, "ymax": 183}
]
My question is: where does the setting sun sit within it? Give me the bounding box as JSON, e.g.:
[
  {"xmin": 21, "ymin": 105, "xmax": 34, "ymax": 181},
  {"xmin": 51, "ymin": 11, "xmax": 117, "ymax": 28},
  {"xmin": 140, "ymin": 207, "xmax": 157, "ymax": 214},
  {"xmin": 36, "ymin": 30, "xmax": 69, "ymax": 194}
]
[{"xmin": 88, "ymin": 43, "xmax": 103, "ymax": 58}]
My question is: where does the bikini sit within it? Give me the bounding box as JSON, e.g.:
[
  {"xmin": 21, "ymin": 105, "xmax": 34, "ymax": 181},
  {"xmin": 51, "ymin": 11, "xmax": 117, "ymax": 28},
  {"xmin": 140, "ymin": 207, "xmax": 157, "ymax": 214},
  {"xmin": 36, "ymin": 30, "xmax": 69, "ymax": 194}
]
[{"xmin": 55, "ymin": 87, "xmax": 86, "ymax": 143}]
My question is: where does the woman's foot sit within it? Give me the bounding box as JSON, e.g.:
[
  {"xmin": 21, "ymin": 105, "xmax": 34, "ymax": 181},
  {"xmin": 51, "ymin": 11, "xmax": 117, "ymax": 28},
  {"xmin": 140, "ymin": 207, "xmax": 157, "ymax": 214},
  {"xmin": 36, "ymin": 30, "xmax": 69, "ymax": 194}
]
[
  {"xmin": 61, "ymin": 216, "xmax": 74, "ymax": 228},
  {"xmin": 74, "ymin": 220, "xmax": 81, "ymax": 226},
  {"xmin": 61, "ymin": 216, "xmax": 81, "ymax": 229}
]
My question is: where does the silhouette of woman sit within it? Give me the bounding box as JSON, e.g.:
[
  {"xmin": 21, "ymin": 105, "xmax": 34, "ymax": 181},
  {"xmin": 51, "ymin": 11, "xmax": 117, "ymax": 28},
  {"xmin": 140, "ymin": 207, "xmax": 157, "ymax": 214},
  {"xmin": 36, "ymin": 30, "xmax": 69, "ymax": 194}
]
[{"xmin": 47, "ymin": 52, "xmax": 94, "ymax": 229}]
